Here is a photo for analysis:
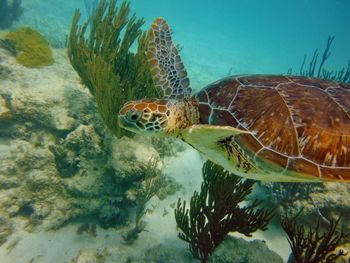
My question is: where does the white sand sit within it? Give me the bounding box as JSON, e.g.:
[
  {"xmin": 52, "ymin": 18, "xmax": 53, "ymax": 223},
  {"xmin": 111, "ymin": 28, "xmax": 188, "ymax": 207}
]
[{"xmin": 0, "ymin": 147, "xmax": 291, "ymax": 263}]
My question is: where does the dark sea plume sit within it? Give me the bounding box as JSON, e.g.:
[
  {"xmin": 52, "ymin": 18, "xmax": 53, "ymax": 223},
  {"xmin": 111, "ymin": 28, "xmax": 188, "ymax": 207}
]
[
  {"xmin": 175, "ymin": 160, "xmax": 274, "ymax": 263},
  {"xmin": 281, "ymin": 211, "xmax": 348, "ymax": 263}
]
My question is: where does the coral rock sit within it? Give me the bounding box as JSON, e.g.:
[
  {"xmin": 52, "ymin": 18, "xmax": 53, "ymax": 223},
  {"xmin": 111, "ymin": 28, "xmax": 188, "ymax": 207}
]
[
  {"xmin": 0, "ymin": 95, "xmax": 11, "ymax": 119},
  {"xmin": 71, "ymin": 249, "xmax": 107, "ymax": 263},
  {"xmin": 257, "ymin": 181, "xmax": 350, "ymax": 241},
  {"xmin": 208, "ymin": 236, "xmax": 284, "ymax": 263}
]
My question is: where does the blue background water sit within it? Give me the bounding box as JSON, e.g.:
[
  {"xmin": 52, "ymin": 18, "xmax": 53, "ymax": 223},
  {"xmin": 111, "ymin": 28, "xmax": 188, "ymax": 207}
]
[{"xmin": 20, "ymin": 0, "xmax": 350, "ymax": 89}]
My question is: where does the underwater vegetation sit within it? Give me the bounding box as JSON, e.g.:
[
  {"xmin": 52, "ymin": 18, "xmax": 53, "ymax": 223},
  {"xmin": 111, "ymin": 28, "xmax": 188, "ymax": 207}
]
[
  {"xmin": 281, "ymin": 212, "xmax": 348, "ymax": 263},
  {"xmin": 175, "ymin": 160, "xmax": 274, "ymax": 263},
  {"xmin": 122, "ymin": 156, "xmax": 167, "ymax": 244},
  {"xmin": 0, "ymin": 0, "xmax": 22, "ymax": 29},
  {"xmin": 257, "ymin": 180, "xmax": 350, "ymax": 246},
  {"xmin": 68, "ymin": 0, "xmax": 159, "ymax": 138},
  {"xmin": 288, "ymin": 36, "xmax": 350, "ymax": 83},
  {"xmin": 0, "ymin": 27, "xmax": 54, "ymax": 68}
]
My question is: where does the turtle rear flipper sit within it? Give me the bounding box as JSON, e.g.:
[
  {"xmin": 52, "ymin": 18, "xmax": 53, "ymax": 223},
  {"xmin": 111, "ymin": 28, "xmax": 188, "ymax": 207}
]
[{"xmin": 147, "ymin": 18, "xmax": 191, "ymax": 99}]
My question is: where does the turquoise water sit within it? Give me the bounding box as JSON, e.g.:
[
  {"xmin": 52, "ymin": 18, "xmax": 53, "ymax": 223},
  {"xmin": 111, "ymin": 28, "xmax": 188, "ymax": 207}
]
[
  {"xmin": 17, "ymin": 0, "xmax": 350, "ymax": 88},
  {"xmin": 131, "ymin": 0, "xmax": 350, "ymax": 87},
  {"xmin": 1, "ymin": 1, "xmax": 350, "ymax": 262}
]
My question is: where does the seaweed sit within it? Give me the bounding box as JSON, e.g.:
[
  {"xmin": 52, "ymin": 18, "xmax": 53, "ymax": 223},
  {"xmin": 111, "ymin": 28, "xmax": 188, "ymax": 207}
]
[
  {"xmin": 281, "ymin": 211, "xmax": 348, "ymax": 263},
  {"xmin": 2, "ymin": 27, "xmax": 54, "ymax": 68},
  {"xmin": 0, "ymin": 0, "xmax": 23, "ymax": 29},
  {"xmin": 288, "ymin": 36, "xmax": 350, "ymax": 83},
  {"xmin": 175, "ymin": 160, "xmax": 274, "ymax": 263},
  {"xmin": 122, "ymin": 156, "xmax": 166, "ymax": 244},
  {"xmin": 68, "ymin": 0, "xmax": 159, "ymax": 138}
]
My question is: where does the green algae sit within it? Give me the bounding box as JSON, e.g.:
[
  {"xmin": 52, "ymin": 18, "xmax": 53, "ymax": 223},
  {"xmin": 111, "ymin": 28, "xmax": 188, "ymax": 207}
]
[{"xmin": 4, "ymin": 27, "xmax": 54, "ymax": 68}]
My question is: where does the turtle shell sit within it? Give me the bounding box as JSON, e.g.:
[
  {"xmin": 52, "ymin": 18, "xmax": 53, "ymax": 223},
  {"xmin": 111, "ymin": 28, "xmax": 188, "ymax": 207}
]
[{"xmin": 195, "ymin": 75, "xmax": 350, "ymax": 181}]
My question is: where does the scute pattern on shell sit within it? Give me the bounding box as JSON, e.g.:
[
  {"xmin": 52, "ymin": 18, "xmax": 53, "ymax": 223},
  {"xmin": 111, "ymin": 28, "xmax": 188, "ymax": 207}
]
[{"xmin": 195, "ymin": 75, "xmax": 350, "ymax": 180}]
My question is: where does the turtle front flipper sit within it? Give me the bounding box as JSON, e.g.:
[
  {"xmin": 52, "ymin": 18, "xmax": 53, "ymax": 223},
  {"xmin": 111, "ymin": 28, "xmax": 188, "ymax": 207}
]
[
  {"xmin": 182, "ymin": 124, "xmax": 250, "ymax": 151},
  {"xmin": 147, "ymin": 18, "xmax": 192, "ymax": 99},
  {"xmin": 182, "ymin": 125, "xmax": 259, "ymax": 176}
]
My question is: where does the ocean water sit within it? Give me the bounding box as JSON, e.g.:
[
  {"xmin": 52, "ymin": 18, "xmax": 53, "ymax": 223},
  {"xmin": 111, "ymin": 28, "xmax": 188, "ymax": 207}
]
[
  {"xmin": 13, "ymin": 0, "xmax": 350, "ymax": 88},
  {"xmin": 0, "ymin": 0, "xmax": 350, "ymax": 263}
]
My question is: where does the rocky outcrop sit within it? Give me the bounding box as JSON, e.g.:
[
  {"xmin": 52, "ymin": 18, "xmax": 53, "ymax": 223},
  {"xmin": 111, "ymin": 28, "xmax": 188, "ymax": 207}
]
[
  {"xmin": 256, "ymin": 181, "xmax": 350, "ymax": 241},
  {"xmin": 208, "ymin": 236, "xmax": 283, "ymax": 263},
  {"xmin": 71, "ymin": 249, "xmax": 107, "ymax": 263},
  {"xmin": 70, "ymin": 235, "xmax": 283, "ymax": 263},
  {"xmin": 0, "ymin": 46, "xmax": 177, "ymax": 245}
]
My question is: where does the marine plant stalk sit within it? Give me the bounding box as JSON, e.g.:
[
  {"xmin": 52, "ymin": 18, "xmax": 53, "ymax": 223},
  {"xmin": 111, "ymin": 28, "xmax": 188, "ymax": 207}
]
[
  {"xmin": 68, "ymin": 0, "xmax": 158, "ymax": 137},
  {"xmin": 281, "ymin": 212, "xmax": 348, "ymax": 263},
  {"xmin": 175, "ymin": 160, "xmax": 274, "ymax": 263}
]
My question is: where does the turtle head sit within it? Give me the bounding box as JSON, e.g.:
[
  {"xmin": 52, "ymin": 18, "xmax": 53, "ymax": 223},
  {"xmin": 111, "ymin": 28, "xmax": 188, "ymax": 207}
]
[{"xmin": 118, "ymin": 98, "xmax": 199, "ymax": 136}]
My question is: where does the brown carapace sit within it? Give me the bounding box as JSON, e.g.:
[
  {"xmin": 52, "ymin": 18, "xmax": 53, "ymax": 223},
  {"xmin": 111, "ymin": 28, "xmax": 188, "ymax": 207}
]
[
  {"xmin": 119, "ymin": 17, "xmax": 350, "ymax": 182},
  {"xmin": 195, "ymin": 76, "xmax": 350, "ymax": 181}
]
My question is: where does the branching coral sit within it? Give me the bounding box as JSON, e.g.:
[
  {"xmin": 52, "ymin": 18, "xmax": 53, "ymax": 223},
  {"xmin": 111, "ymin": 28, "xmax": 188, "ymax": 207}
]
[
  {"xmin": 68, "ymin": 0, "xmax": 159, "ymax": 137},
  {"xmin": 281, "ymin": 212, "xmax": 348, "ymax": 263},
  {"xmin": 2, "ymin": 27, "xmax": 54, "ymax": 68},
  {"xmin": 0, "ymin": 0, "xmax": 23, "ymax": 29},
  {"xmin": 175, "ymin": 160, "xmax": 274, "ymax": 263}
]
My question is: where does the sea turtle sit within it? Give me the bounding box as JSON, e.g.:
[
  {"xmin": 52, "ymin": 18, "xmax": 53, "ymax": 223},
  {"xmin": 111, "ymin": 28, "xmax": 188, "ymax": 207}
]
[{"xmin": 118, "ymin": 18, "xmax": 350, "ymax": 182}]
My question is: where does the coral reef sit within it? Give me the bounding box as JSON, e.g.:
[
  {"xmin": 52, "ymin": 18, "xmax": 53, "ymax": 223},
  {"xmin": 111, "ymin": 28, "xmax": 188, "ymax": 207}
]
[
  {"xmin": 68, "ymin": 0, "xmax": 159, "ymax": 137},
  {"xmin": 134, "ymin": 157, "xmax": 166, "ymax": 226},
  {"xmin": 150, "ymin": 137, "xmax": 187, "ymax": 159},
  {"xmin": 257, "ymin": 182, "xmax": 350, "ymax": 242},
  {"xmin": 142, "ymin": 244, "xmax": 194, "ymax": 263},
  {"xmin": 0, "ymin": 47, "xmax": 174, "ymax": 245},
  {"xmin": 281, "ymin": 212, "xmax": 348, "ymax": 263},
  {"xmin": 121, "ymin": 156, "xmax": 181, "ymax": 244},
  {"xmin": 71, "ymin": 249, "xmax": 107, "ymax": 263},
  {"xmin": 2, "ymin": 27, "xmax": 54, "ymax": 68},
  {"xmin": 82, "ymin": 237, "xmax": 282, "ymax": 263},
  {"xmin": 0, "ymin": 0, "xmax": 23, "ymax": 29},
  {"xmin": 175, "ymin": 160, "xmax": 274, "ymax": 263},
  {"xmin": 287, "ymin": 36, "xmax": 350, "ymax": 83},
  {"xmin": 207, "ymin": 236, "xmax": 283, "ymax": 263},
  {"xmin": 0, "ymin": 216, "xmax": 13, "ymax": 246}
]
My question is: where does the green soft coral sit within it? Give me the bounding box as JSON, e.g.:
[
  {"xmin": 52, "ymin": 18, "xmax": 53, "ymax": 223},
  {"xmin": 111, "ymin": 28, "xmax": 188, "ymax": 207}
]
[
  {"xmin": 5, "ymin": 27, "xmax": 54, "ymax": 68},
  {"xmin": 68, "ymin": 0, "xmax": 159, "ymax": 137}
]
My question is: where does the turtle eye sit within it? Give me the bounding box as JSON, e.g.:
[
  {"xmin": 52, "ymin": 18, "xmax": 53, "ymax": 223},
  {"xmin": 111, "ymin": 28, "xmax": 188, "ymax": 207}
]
[{"xmin": 126, "ymin": 109, "xmax": 142, "ymax": 123}]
